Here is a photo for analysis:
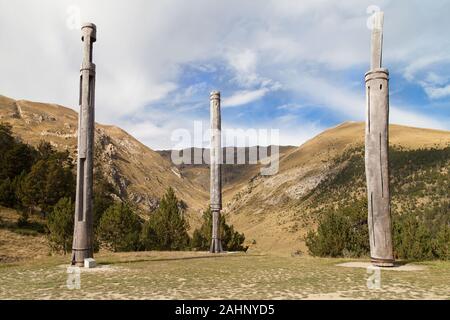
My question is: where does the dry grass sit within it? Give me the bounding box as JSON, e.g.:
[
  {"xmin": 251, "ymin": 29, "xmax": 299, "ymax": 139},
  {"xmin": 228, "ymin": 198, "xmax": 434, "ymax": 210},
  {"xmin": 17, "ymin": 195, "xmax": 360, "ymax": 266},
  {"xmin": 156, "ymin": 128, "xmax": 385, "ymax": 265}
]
[
  {"xmin": 1, "ymin": 206, "xmax": 449, "ymax": 300},
  {"xmin": 0, "ymin": 207, "xmax": 49, "ymax": 263},
  {"xmin": 0, "ymin": 251, "xmax": 449, "ymax": 300}
]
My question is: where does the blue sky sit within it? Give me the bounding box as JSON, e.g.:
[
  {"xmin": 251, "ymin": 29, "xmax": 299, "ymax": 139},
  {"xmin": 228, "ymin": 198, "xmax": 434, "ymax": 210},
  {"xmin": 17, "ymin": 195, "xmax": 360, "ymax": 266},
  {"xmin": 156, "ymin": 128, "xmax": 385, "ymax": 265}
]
[{"xmin": 1, "ymin": 0, "xmax": 449, "ymax": 149}]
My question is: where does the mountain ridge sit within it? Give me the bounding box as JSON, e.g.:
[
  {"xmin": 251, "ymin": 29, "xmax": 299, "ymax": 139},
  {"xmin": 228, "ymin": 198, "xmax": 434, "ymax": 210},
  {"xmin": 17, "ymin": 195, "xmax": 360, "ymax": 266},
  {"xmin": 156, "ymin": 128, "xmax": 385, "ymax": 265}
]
[
  {"xmin": 2, "ymin": 94, "xmax": 450, "ymax": 253},
  {"xmin": 0, "ymin": 95, "xmax": 208, "ymax": 221}
]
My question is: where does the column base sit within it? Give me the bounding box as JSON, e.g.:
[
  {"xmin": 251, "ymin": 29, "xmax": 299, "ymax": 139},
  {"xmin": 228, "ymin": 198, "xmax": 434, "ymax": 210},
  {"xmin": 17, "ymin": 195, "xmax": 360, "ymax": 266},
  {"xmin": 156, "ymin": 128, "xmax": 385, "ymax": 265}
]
[
  {"xmin": 210, "ymin": 238, "xmax": 223, "ymax": 253},
  {"xmin": 371, "ymin": 257, "xmax": 395, "ymax": 267},
  {"xmin": 71, "ymin": 248, "xmax": 93, "ymax": 266},
  {"xmin": 72, "ymin": 261, "xmax": 85, "ymax": 267}
]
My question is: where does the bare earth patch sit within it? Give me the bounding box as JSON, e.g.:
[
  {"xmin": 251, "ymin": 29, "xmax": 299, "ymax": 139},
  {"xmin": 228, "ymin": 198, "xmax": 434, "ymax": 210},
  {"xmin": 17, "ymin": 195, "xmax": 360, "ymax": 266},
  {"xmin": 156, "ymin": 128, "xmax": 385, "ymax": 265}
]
[
  {"xmin": 56, "ymin": 264, "xmax": 124, "ymax": 273},
  {"xmin": 1, "ymin": 252, "xmax": 449, "ymax": 300},
  {"xmin": 336, "ymin": 262, "xmax": 427, "ymax": 271}
]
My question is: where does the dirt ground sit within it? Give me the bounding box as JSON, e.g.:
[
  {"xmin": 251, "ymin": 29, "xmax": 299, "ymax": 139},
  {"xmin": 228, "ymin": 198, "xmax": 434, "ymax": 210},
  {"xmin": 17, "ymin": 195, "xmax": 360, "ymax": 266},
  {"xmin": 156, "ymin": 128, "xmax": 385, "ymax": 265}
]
[{"xmin": 0, "ymin": 251, "xmax": 449, "ymax": 300}]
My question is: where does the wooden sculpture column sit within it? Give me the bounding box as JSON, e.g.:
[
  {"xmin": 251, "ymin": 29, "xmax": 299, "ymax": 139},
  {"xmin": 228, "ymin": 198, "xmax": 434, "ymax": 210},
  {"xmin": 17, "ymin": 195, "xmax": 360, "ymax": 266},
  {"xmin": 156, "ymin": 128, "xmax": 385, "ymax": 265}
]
[
  {"xmin": 365, "ymin": 12, "xmax": 394, "ymax": 267},
  {"xmin": 72, "ymin": 23, "xmax": 97, "ymax": 266},
  {"xmin": 210, "ymin": 91, "xmax": 223, "ymax": 253}
]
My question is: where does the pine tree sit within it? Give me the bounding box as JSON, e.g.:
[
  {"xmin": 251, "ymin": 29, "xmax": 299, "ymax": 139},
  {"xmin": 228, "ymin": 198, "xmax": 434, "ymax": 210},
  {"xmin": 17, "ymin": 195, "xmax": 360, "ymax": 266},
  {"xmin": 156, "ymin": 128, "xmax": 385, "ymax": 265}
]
[
  {"xmin": 0, "ymin": 178, "xmax": 16, "ymax": 207},
  {"xmin": 17, "ymin": 156, "xmax": 75, "ymax": 217},
  {"xmin": 0, "ymin": 123, "xmax": 36, "ymax": 181},
  {"xmin": 47, "ymin": 197, "xmax": 74, "ymax": 254},
  {"xmin": 191, "ymin": 208, "xmax": 247, "ymax": 251},
  {"xmin": 141, "ymin": 187, "xmax": 190, "ymax": 250},
  {"xmin": 98, "ymin": 202, "xmax": 142, "ymax": 252},
  {"xmin": 93, "ymin": 170, "xmax": 116, "ymax": 229},
  {"xmin": 17, "ymin": 160, "xmax": 48, "ymax": 215}
]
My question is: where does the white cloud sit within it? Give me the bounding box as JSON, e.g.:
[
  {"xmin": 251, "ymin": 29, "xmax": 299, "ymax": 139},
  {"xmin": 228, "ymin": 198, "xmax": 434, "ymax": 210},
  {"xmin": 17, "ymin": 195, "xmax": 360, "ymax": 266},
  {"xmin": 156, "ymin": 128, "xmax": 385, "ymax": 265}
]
[
  {"xmin": 0, "ymin": 0, "xmax": 449, "ymax": 149},
  {"xmin": 286, "ymin": 71, "xmax": 447, "ymax": 130},
  {"xmin": 424, "ymin": 85, "xmax": 450, "ymax": 100},
  {"xmin": 424, "ymin": 72, "xmax": 449, "ymax": 86},
  {"xmin": 403, "ymin": 55, "xmax": 449, "ymax": 82},
  {"xmin": 286, "ymin": 72, "xmax": 364, "ymax": 117},
  {"xmin": 277, "ymin": 103, "xmax": 304, "ymax": 111},
  {"xmin": 276, "ymin": 114, "xmax": 298, "ymax": 124},
  {"xmin": 222, "ymin": 118, "xmax": 324, "ymax": 147},
  {"xmin": 222, "ymin": 88, "xmax": 269, "ymax": 108},
  {"xmin": 389, "ymin": 107, "xmax": 446, "ymax": 130},
  {"xmin": 227, "ymin": 49, "xmax": 257, "ymax": 75},
  {"xmin": 402, "ymin": 56, "xmax": 450, "ymax": 100}
]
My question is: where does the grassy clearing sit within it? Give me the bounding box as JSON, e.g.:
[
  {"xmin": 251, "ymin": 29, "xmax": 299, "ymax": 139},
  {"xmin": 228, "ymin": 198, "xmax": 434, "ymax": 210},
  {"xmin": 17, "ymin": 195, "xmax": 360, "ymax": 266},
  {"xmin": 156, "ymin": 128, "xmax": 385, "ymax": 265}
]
[
  {"xmin": 0, "ymin": 207, "xmax": 49, "ymax": 263},
  {"xmin": 0, "ymin": 251, "xmax": 449, "ymax": 300}
]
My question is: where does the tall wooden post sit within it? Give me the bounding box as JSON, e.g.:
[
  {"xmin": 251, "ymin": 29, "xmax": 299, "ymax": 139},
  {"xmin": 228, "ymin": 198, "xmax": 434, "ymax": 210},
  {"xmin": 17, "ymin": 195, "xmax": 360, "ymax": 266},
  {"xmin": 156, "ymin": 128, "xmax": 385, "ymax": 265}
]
[
  {"xmin": 210, "ymin": 91, "xmax": 223, "ymax": 253},
  {"xmin": 72, "ymin": 23, "xmax": 97, "ymax": 266},
  {"xmin": 365, "ymin": 12, "xmax": 394, "ymax": 267}
]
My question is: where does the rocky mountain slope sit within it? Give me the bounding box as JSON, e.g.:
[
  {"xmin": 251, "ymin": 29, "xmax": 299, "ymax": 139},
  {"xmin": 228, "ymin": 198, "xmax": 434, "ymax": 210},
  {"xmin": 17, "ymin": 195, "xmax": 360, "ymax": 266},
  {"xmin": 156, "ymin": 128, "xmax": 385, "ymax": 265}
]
[
  {"xmin": 0, "ymin": 95, "xmax": 208, "ymax": 220},
  {"xmin": 157, "ymin": 146, "xmax": 295, "ymax": 193},
  {"xmin": 2, "ymin": 94, "xmax": 449, "ymax": 255},
  {"xmin": 220, "ymin": 122, "xmax": 450, "ymax": 254}
]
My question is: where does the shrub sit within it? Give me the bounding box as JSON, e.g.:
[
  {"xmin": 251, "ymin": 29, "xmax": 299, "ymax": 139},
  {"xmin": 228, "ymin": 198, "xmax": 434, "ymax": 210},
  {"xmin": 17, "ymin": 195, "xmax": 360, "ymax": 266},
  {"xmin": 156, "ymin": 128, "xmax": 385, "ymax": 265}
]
[
  {"xmin": 46, "ymin": 197, "xmax": 74, "ymax": 254},
  {"xmin": 306, "ymin": 197, "xmax": 449, "ymax": 261},
  {"xmin": 393, "ymin": 212, "xmax": 434, "ymax": 260},
  {"xmin": 432, "ymin": 224, "xmax": 450, "ymax": 260},
  {"xmin": 305, "ymin": 199, "xmax": 369, "ymax": 258},
  {"xmin": 17, "ymin": 210, "xmax": 30, "ymax": 227}
]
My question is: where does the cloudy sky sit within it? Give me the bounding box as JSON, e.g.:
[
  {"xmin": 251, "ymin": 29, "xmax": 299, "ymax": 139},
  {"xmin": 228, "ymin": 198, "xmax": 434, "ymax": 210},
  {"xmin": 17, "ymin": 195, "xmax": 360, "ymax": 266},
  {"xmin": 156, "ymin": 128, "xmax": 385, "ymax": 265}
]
[{"xmin": 1, "ymin": 0, "xmax": 449, "ymax": 149}]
